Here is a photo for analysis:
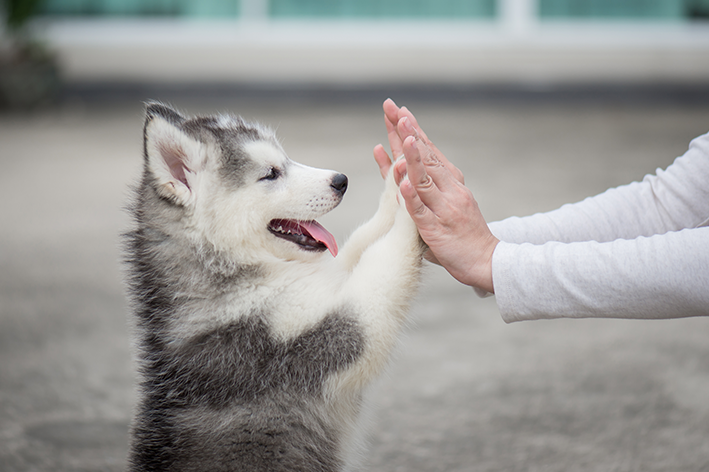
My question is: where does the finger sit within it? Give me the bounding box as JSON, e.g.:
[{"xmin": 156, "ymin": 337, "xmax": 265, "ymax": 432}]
[
  {"xmin": 403, "ymin": 135, "xmax": 461, "ymax": 211},
  {"xmin": 383, "ymin": 100, "xmax": 404, "ymax": 159},
  {"xmin": 393, "ymin": 158, "xmax": 407, "ymax": 185},
  {"xmin": 397, "ymin": 106, "xmax": 430, "ymax": 142},
  {"xmin": 387, "ymin": 101, "xmax": 434, "ymax": 162},
  {"xmin": 399, "ymin": 178, "xmax": 435, "ymax": 226},
  {"xmin": 385, "ymin": 114, "xmax": 404, "ymax": 160},
  {"xmin": 398, "ymin": 115, "xmax": 465, "ymax": 186},
  {"xmin": 390, "ymin": 105, "xmax": 460, "ymax": 185},
  {"xmin": 423, "ymin": 140, "xmax": 465, "ymax": 185},
  {"xmin": 383, "ymin": 98, "xmax": 400, "ymax": 127},
  {"xmin": 373, "ymin": 144, "xmax": 392, "ymax": 179},
  {"xmin": 401, "ymin": 135, "xmax": 437, "ymax": 201},
  {"xmin": 414, "ymin": 137, "xmax": 462, "ymax": 194},
  {"xmin": 397, "ymin": 116, "xmax": 418, "ymax": 142}
]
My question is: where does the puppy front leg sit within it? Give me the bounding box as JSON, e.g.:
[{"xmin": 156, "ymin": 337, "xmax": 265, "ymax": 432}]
[
  {"xmin": 337, "ymin": 199, "xmax": 427, "ymax": 388},
  {"xmin": 336, "ymin": 161, "xmax": 401, "ymax": 271}
]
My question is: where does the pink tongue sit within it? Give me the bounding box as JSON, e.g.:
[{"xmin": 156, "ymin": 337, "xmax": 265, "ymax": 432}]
[{"xmin": 300, "ymin": 220, "xmax": 338, "ymax": 257}]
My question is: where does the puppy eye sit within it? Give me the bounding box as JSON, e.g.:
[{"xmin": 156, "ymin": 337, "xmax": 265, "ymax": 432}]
[{"xmin": 260, "ymin": 167, "xmax": 281, "ymax": 181}]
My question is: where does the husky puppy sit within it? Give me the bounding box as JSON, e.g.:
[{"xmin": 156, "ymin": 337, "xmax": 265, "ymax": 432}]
[{"xmin": 124, "ymin": 102, "xmax": 425, "ymax": 472}]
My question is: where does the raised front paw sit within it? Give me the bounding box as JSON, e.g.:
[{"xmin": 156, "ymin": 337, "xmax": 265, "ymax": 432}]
[
  {"xmin": 371, "ymin": 154, "xmax": 401, "ymax": 219},
  {"xmin": 383, "ymin": 154, "xmax": 403, "ymax": 199}
]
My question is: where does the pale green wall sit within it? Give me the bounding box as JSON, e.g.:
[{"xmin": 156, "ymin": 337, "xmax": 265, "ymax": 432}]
[
  {"xmin": 269, "ymin": 0, "xmax": 496, "ymax": 18},
  {"xmin": 39, "ymin": 0, "xmax": 238, "ymax": 16},
  {"xmin": 38, "ymin": 0, "xmax": 709, "ymax": 19},
  {"xmin": 540, "ymin": 0, "xmax": 684, "ymax": 18}
]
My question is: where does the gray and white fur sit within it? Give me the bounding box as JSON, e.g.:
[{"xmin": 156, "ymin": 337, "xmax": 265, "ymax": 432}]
[{"xmin": 123, "ymin": 103, "xmax": 426, "ymax": 471}]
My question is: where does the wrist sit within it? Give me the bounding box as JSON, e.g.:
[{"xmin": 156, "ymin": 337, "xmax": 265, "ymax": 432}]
[{"xmin": 465, "ymin": 235, "xmax": 498, "ymax": 293}]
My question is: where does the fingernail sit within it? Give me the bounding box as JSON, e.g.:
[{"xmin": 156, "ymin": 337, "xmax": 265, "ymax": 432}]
[{"xmin": 401, "ymin": 116, "xmax": 413, "ymax": 133}]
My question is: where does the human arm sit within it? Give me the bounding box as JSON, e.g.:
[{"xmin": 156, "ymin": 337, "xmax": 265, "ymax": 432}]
[
  {"xmin": 490, "ymin": 132, "xmax": 709, "ymax": 320},
  {"xmin": 493, "ymin": 227, "xmax": 709, "ymax": 322},
  {"xmin": 373, "ymin": 100, "xmax": 709, "ymax": 321}
]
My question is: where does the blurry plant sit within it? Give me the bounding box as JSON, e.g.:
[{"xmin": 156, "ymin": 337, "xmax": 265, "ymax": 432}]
[
  {"xmin": 0, "ymin": 0, "xmax": 60, "ymax": 108},
  {"xmin": 2, "ymin": 0, "xmax": 49, "ymax": 59},
  {"xmin": 6, "ymin": 0, "xmax": 44, "ymax": 31}
]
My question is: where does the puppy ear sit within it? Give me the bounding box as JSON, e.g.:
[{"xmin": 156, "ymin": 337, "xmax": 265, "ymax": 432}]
[{"xmin": 143, "ymin": 103, "xmax": 204, "ymax": 205}]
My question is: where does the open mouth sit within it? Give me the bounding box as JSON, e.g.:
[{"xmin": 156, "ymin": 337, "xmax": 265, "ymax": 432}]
[{"xmin": 268, "ymin": 219, "xmax": 338, "ymax": 257}]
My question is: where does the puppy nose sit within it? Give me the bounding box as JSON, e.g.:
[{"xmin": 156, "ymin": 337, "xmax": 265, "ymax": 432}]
[{"xmin": 331, "ymin": 173, "xmax": 348, "ymax": 196}]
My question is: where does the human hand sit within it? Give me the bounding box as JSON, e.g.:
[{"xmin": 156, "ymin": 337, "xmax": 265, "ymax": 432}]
[
  {"xmin": 373, "ymin": 98, "xmax": 464, "ymax": 186},
  {"xmin": 374, "ymin": 100, "xmax": 498, "ymax": 292}
]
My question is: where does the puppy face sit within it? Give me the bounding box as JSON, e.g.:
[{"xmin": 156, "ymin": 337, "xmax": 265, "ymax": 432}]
[{"xmin": 143, "ymin": 103, "xmax": 347, "ymax": 264}]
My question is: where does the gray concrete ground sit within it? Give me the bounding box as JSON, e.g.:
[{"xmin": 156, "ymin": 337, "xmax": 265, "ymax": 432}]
[{"xmin": 1, "ymin": 92, "xmax": 709, "ymax": 471}]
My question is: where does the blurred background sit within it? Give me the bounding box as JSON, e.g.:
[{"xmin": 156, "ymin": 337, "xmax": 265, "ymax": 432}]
[
  {"xmin": 3, "ymin": 0, "xmax": 709, "ymax": 94},
  {"xmin": 2, "ymin": 1, "xmax": 709, "ymax": 471}
]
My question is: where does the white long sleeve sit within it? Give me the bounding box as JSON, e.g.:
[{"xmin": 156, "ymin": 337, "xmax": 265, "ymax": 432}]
[{"xmin": 487, "ymin": 131, "xmax": 709, "ymax": 323}]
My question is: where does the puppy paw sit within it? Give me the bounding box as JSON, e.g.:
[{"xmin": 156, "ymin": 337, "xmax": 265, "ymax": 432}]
[{"xmin": 383, "ymin": 154, "xmax": 403, "ymax": 198}]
